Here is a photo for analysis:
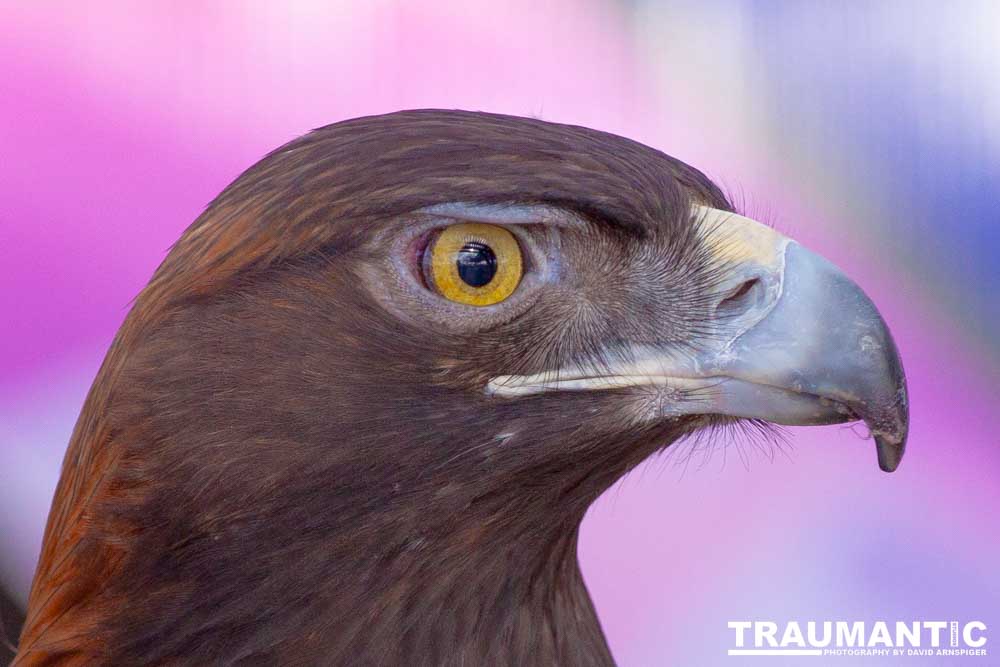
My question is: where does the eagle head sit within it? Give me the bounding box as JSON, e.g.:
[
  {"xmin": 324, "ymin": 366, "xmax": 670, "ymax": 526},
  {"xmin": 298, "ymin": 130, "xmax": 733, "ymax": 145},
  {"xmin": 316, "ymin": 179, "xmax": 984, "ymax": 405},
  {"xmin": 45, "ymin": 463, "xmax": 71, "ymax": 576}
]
[{"xmin": 16, "ymin": 110, "xmax": 907, "ymax": 666}]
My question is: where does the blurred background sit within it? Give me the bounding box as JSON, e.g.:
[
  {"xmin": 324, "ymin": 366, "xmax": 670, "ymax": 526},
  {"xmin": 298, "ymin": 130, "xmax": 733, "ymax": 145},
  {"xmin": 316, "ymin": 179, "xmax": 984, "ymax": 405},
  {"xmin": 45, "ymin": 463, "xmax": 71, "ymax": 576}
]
[{"xmin": 1, "ymin": 1, "xmax": 998, "ymax": 664}]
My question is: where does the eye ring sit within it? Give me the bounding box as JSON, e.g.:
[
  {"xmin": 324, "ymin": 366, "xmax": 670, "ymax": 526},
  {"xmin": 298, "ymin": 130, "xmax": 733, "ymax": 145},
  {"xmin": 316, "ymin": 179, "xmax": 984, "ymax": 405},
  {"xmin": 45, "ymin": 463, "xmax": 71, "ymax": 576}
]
[{"xmin": 422, "ymin": 223, "xmax": 523, "ymax": 306}]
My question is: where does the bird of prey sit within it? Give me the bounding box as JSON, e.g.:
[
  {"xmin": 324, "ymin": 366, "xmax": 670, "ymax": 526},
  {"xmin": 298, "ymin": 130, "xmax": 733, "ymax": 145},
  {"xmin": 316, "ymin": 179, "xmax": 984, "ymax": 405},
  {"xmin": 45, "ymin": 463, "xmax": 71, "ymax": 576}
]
[{"xmin": 14, "ymin": 110, "xmax": 907, "ymax": 666}]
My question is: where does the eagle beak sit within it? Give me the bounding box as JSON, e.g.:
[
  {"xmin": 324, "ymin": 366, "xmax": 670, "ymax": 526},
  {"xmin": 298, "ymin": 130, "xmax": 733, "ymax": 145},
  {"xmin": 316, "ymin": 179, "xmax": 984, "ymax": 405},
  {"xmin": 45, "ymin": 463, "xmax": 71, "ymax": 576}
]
[{"xmin": 488, "ymin": 207, "xmax": 909, "ymax": 472}]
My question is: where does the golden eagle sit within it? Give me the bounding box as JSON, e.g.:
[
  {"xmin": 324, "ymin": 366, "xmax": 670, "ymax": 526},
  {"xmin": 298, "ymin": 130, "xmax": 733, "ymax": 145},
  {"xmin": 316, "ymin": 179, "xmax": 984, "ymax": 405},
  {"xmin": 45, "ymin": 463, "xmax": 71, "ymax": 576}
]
[{"xmin": 14, "ymin": 110, "xmax": 907, "ymax": 666}]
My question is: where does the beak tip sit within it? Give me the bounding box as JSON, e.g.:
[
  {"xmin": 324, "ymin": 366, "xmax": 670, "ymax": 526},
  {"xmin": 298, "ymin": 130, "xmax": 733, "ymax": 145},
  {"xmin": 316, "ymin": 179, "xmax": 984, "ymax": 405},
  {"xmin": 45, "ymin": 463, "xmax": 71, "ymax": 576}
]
[
  {"xmin": 873, "ymin": 423, "xmax": 907, "ymax": 473},
  {"xmin": 876, "ymin": 440, "xmax": 902, "ymax": 472},
  {"xmin": 871, "ymin": 372, "xmax": 909, "ymax": 473}
]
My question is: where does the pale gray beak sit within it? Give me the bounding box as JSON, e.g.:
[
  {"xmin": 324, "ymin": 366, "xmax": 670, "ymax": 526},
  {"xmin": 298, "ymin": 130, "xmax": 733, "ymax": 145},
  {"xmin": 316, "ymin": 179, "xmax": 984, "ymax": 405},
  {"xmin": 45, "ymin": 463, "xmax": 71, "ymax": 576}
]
[{"xmin": 488, "ymin": 207, "xmax": 909, "ymax": 472}]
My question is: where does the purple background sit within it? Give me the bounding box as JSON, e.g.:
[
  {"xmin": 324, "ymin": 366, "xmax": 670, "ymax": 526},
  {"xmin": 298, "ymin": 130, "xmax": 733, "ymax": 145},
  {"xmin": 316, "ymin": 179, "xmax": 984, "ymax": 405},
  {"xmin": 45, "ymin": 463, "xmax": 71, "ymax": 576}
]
[{"xmin": 2, "ymin": 3, "xmax": 997, "ymax": 664}]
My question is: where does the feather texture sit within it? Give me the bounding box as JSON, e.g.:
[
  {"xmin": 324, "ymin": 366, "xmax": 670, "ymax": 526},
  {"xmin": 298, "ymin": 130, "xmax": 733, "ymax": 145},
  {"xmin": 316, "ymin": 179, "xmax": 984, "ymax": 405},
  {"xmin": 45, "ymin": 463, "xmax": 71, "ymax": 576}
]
[{"xmin": 16, "ymin": 110, "xmax": 733, "ymax": 665}]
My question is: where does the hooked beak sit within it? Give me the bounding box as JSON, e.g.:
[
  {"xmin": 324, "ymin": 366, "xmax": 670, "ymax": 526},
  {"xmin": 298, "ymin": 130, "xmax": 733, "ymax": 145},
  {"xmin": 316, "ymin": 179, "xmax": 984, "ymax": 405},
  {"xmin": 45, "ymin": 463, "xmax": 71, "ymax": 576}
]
[{"xmin": 488, "ymin": 206, "xmax": 909, "ymax": 472}]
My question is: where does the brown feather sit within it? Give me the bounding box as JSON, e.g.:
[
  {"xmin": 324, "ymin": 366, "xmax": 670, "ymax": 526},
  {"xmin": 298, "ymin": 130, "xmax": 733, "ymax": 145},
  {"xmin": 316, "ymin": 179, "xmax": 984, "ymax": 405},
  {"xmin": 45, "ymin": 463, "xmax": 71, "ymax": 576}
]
[{"xmin": 16, "ymin": 110, "xmax": 731, "ymax": 665}]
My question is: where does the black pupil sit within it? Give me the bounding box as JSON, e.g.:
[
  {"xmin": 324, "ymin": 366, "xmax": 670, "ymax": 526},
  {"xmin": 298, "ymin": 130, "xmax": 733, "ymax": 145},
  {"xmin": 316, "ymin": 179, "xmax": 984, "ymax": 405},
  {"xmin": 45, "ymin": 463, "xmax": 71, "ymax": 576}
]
[{"xmin": 456, "ymin": 242, "xmax": 497, "ymax": 288}]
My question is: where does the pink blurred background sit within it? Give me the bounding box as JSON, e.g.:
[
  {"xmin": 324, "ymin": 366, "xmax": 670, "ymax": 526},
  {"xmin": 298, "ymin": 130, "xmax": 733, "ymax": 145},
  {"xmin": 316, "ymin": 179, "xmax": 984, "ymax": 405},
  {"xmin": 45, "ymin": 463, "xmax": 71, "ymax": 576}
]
[{"xmin": 2, "ymin": 2, "xmax": 998, "ymax": 664}]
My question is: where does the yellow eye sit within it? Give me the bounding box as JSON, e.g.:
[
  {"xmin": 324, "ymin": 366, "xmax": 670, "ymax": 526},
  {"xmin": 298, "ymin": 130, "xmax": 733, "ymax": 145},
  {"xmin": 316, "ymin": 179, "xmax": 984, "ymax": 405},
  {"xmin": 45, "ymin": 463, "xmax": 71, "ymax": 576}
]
[{"xmin": 426, "ymin": 223, "xmax": 523, "ymax": 306}]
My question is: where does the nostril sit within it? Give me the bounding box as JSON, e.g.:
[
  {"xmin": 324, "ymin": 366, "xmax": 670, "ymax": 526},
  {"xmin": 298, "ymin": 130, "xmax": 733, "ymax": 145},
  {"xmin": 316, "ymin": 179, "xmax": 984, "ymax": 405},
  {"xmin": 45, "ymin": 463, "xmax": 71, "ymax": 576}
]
[{"xmin": 715, "ymin": 277, "xmax": 762, "ymax": 318}]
